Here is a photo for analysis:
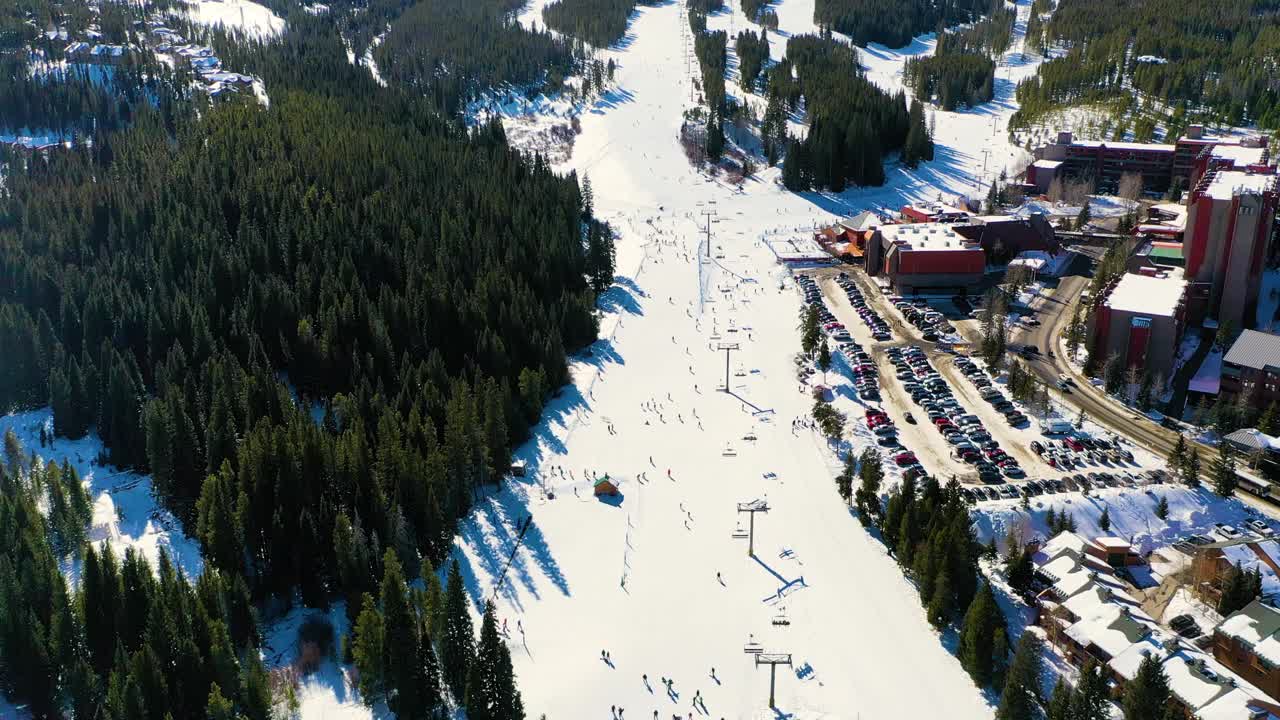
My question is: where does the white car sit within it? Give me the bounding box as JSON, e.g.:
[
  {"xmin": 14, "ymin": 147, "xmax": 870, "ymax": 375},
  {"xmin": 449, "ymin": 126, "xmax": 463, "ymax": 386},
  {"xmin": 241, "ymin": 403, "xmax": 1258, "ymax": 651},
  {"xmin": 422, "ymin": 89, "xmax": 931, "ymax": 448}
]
[
  {"xmin": 1215, "ymin": 524, "xmax": 1243, "ymax": 540},
  {"xmin": 1246, "ymin": 520, "xmax": 1275, "ymax": 537}
]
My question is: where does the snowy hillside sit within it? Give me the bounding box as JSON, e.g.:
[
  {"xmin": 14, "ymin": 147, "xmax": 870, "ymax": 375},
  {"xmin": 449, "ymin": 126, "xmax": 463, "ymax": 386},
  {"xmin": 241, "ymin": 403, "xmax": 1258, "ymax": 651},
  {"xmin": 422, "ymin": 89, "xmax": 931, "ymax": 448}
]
[
  {"xmin": 0, "ymin": 409, "xmax": 203, "ymax": 581},
  {"xmin": 183, "ymin": 0, "xmax": 286, "ymax": 38},
  {"xmin": 438, "ymin": 0, "xmax": 1066, "ymax": 718}
]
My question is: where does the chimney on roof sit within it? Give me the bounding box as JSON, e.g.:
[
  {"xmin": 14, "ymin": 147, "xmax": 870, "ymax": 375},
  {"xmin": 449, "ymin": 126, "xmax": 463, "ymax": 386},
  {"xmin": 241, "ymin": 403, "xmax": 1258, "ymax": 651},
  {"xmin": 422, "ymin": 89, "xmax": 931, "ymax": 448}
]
[{"xmin": 1187, "ymin": 125, "xmax": 1204, "ymax": 140}]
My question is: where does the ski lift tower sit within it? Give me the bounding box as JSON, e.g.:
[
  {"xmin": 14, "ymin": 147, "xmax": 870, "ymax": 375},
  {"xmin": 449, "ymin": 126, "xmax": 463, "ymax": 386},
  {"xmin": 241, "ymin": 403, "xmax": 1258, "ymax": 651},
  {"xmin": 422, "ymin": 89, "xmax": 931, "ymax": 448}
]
[
  {"xmin": 715, "ymin": 341, "xmax": 740, "ymax": 393},
  {"xmin": 700, "ymin": 200, "xmax": 718, "ymax": 258},
  {"xmin": 736, "ymin": 498, "xmax": 769, "ymax": 556},
  {"xmin": 755, "ymin": 652, "xmax": 793, "ymax": 709}
]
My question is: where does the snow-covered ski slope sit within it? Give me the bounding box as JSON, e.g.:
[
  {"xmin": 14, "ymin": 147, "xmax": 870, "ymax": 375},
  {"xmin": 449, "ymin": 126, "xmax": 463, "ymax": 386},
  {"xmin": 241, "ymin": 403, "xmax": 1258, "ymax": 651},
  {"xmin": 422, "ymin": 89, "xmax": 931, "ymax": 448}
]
[{"xmin": 451, "ymin": 1, "xmax": 1053, "ymax": 718}]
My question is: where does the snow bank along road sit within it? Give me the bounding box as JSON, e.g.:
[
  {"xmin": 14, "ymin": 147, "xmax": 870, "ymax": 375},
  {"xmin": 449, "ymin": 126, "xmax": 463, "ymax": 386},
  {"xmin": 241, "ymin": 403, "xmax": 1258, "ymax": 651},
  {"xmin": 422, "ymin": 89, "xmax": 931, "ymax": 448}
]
[{"xmin": 449, "ymin": 0, "xmax": 1051, "ymax": 716}]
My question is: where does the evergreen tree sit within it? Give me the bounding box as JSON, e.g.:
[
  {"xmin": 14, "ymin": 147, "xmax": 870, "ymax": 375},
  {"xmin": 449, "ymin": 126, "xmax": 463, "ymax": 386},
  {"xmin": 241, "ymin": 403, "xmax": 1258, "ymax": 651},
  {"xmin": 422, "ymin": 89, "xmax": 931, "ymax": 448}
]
[
  {"xmin": 927, "ymin": 565, "xmax": 953, "ymax": 630},
  {"xmin": 800, "ymin": 305, "xmax": 821, "ymax": 357},
  {"xmin": 1260, "ymin": 400, "xmax": 1279, "ymax": 436},
  {"xmin": 1167, "ymin": 434, "xmax": 1186, "ymax": 477},
  {"xmin": 996, "ymin": 632, "xmax": 1042, "ymax": 720},
  {"xmin": 1099, "ymin": 507, "xmax": 1111, "ymax": 532},
  {"xmin": 380, "ymin": 549, "xmax": 426, "ymax": 717},
  {"xmin": 836, "ymin": 450, "xmax": 855, "ymax": 507},
  {"xmin": 467, "ymin": 601, "xmax": 525, "ymax": 720},
  {"xmin": 817, "ymin": 339, "xmax": 832, "ymax": 381},
  {"xmin": 353, "ymin": 593, "xmax": 385, "ymax": 705},
  {"xmin": 1155, "ymin": 496, "xmax": 1169, "ymax": 520},
  {"xmin": 1213, "ymin": 440, "xmax": 1238, "ymax": 497},
  {"xmin": 958, "ymin": 582, "xmax": 1006, "ymax": 687},
  {"xmin": 1005, "ymin": 548, "xmax": 1034, "ymax": 596},
  {"xmin": 205, "ymin": 683, "xmax": 235, "ymax": 720},
  {"xmin": 442, "ymin": 558, "xmax": 475, "ymax": 695},
  {"xmin": 1185, "ymin": 448, "xmax": 1202, "ymax": 486},
  {"xmin": 854, "ymin": 448, "xmax": 884, "ymax": 523},
  {"xmin": 1122, "ymin": 654, "xmax": 1170, "ymax": 720},
  {"xmin": 1046, "ymin": 676, "xmax": 1071, "ymax": 720},
  {"xmin": 1072, "ymin": 660, "xmax": 1111, "ymax": 720}
]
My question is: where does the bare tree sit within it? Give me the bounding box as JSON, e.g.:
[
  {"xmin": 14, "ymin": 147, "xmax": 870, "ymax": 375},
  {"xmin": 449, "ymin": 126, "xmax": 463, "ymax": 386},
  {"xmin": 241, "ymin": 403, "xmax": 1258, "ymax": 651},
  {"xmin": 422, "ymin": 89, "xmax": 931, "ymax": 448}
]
[
  {"xmin": 1125, "ymin": 364, "xmax": 1142, "ymax": 405},
  {"xmin": 1047, "ymin": 177, "xmax": 1064, "ymax": 202},
  {"xmin": 1118, "ymin": 172, "xmax": 1143, "ymax": 207},
  {"xmin": 1064, "ymin": 178, "xmax": 1094, "ymax": 206}
]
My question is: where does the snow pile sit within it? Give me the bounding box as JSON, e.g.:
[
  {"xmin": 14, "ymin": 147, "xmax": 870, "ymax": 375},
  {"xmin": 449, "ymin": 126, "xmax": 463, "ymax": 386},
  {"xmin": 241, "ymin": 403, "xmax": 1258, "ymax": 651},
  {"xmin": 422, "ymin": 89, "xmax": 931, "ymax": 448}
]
[
  {"xmin": 1014, "ymin": 194, "xmax": 1136, "ymax": 220},
  {"xmin": 183, "ymin": 0, "xmax": 285, "ymax": 39},
  {"xmin": 1189, "ymin": 348, "xmax": 1224, "ymax": 396}
]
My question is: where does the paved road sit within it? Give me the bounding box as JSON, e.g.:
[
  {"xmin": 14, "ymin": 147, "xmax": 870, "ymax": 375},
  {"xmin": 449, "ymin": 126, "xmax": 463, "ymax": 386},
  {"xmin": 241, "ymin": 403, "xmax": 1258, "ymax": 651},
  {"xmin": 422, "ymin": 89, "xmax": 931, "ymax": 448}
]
[{"xmin": 1015, "ymin": 253, "xmax": 1280, "ymax": 520}]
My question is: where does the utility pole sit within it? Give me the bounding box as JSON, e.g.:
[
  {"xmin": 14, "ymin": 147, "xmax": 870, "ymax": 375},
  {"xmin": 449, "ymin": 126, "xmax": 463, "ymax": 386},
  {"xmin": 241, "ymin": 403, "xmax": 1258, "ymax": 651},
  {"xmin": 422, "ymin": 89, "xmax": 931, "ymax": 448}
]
[
  {"xmin": 755, "ymin": 653, "xmax": 792, "ymax": 709},
  {"xmin": 736, "ymin": 498, "xmax": 769, "ymax": 556},
  {"xmin": 978, "ymin": 148, "xmax": 992, "ymax": 192},
  {"xmin": 716, "ymin": 341, "xmax": 740, "ymax": 392}
]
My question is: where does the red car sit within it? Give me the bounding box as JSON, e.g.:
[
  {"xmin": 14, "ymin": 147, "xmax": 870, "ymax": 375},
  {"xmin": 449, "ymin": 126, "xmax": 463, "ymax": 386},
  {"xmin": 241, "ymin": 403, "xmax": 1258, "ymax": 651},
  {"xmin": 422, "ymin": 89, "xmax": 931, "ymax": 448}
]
[
  {"xmin": 865, "ymin": 409, "xmax": 888, "ymax": 420},
  {"xmin": 894, "ymin": 452, "xmax": 918, "ymax": 466}
]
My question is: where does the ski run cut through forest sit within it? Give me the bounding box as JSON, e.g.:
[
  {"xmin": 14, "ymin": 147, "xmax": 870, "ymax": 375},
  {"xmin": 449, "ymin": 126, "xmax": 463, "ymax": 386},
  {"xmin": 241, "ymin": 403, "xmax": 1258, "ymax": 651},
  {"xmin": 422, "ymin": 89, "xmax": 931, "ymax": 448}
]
[{"xmin": 5, "ymin": 0, "xmax": 1278, "ymax": 717}]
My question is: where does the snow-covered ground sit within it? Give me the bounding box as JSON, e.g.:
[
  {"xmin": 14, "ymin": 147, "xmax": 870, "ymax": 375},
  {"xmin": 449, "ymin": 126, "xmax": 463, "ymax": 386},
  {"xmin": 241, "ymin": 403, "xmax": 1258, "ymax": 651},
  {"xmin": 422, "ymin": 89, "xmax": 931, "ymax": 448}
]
[
  {"xmin": 972, "ymin": 483, "xmax": 1275, "ymax": 556},
  {"xmin": 183, "ymin": 0, "xmax": 285, "ymax": 38},
  {"xmin": 436, "ymin": 0, "xmax": 1065, "ymax": 718},
  {"xmin": 0, "ymin": 409, "xmax": 203, "ymax": 581}
]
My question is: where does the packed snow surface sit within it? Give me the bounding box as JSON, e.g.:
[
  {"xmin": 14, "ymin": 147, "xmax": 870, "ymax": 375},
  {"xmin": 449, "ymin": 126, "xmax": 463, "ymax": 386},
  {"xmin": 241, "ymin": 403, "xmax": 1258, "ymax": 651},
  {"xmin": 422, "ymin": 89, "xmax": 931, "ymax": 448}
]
[
  {"xmin": 442, "ymin": 0, "xmax": 1060, "ymax": 717},
  {"xmin": 183, "ymin": 0, "xmax": 285, "ymax": 38}
]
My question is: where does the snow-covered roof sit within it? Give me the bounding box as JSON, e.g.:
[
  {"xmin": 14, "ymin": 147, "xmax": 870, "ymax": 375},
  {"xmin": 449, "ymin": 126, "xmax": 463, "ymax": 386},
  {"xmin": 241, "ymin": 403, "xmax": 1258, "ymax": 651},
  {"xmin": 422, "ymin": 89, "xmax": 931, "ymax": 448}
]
[
  {"xmin": 1211, "ymin": 144, "xmax": 1269, "ymax": 168},
  {"xmin": 1111, "ymin": 636, "xmax": 1241, "ymax": 712},
  {"xmin": 879, "ymin": 223, "xmax": 979, "ymax": 251},
  {"xmin": 1218, "ymin": 599, "xmax": 1280, "ymax": 667},
  {"xmin": 1197, "ymin": 687, "xmax": 1280, "ymax": 720},
  {"xmin": 1204, "ymin": 171, "xmax": 1277, "ymax": 201},
  {"xmin": 1072, "ymin": 139, "xmax": 1176, "ymax": 153},
  {"xmin": 839, "ymin": 210, "xmax": 881, "ymax": 232},
  {"xmin": 1225, "ymin": 429, "xmax": 1280, "ymax": 453},
  {"xmin": 1064, "ymin": 602, "xmax": 1153, "ymax": 658},
  {"xmin": 1032, "ymin": 159, "xmax": 1063, "ymax": 169},
  {"xmin": 1103, "ymin": 270, "xmax": 1187, "ymax": 317}
]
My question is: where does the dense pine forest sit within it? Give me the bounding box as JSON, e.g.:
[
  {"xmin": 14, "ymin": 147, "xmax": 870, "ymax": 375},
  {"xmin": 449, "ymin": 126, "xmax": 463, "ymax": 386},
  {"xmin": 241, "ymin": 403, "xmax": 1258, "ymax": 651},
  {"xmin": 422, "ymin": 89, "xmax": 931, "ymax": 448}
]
[
  {"xmin": 0, "ymin": 0, "xmax": 617, "ymax": 716},
  {"xmin": 374, "ymin": 0, "xmax": 579, "ymax": 113},
  {"xmin": 777, "ymin": 34, "xmax": 931, "ymax": 190},
  {"xmin": 812, "ymin": 0, "xmax": 990, "ymax": 48},
  {"xmin": 542, "ymin": 0, "xmax": 645, "ymax": 47},
  {"xmin": 1011, "ymin": 0, "xmax": 1280, "ymax": 130},
  {"xmin": 735, "ymin": 29, "xmax": 770, "ymax": 94},
  {"xmin": 903, "ymin": 1, "xmax": 1010, "ymax": 110}
]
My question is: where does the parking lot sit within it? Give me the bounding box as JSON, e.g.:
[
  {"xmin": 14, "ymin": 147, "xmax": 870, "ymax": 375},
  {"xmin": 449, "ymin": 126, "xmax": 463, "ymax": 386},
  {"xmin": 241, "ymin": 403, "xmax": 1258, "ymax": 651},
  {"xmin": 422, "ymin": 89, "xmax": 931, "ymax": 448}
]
[{"xmin": 796, "ymin": 268, "xmax": 1163, "ymax": 499}]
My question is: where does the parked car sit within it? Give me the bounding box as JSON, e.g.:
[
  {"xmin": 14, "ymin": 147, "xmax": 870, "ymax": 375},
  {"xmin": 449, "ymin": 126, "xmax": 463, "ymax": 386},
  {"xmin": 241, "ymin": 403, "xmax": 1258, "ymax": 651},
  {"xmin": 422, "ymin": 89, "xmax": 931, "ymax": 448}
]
[{"xmin": 1246, "ymin": 519, "xmax": 1275, "ymax": 536}]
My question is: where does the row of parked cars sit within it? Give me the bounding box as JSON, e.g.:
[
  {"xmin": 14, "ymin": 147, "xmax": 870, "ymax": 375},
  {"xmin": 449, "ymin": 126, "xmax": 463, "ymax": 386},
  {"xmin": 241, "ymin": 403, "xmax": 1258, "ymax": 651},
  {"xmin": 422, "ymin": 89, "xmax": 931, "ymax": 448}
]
[
  {"xmin": 836, "ymin": 274, "xmax": 892, "ymax": 342},
  {"xmin": 965, "ymin": 468, "xmax": 1172, "ymax": 503},
  {"xmin": 864, "ymin": 409, "xmax": 927, "ymax": 478},
  {"xmin": 888, "ymin": 346, "xmax": 1025, "ymax": 483},
  {"xmin": 1031, "ymin": 436, "xmax": 1135, "ymax": 469},
  {"xmin": 888, "ymin": 297, "xmax": 953, "ymax": 342},
  {"xmin": 796, "ymin": 274, "xmax": 881, "ymax": 400},
  {"xmin": 952, "ymin": 355, "xmax": 1029, "ymax": 427}
]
